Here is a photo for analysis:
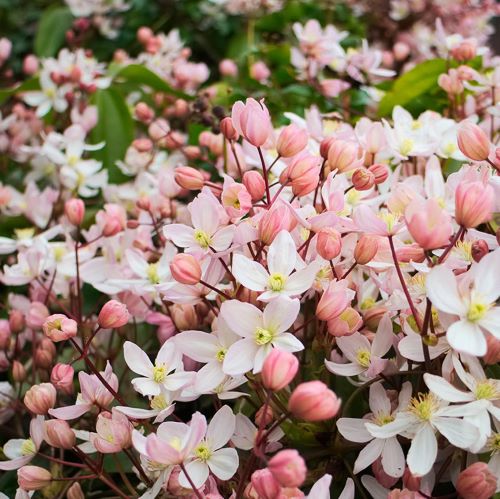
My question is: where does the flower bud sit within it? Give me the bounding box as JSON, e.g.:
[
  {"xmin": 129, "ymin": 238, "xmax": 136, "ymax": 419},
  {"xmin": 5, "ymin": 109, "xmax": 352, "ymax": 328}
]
[
  {"xmin": 133, "ymin": 138, "xmax": 153, "ymax": 153},
  {"xmin": 243, "ymin": 171, "xmax": 266, "ymax": 201},
  {"xmin": 455, "ymin": 181, "xmax": 494, "ymax": 228},
  {"xmin": 134, "ymin": 102, "xmax": 154, "ymax": 123},
  {"xmin": 276, "ymin": 124, "xmax": 308, "ymax": 158},
  {"xmin": 35, "ymin": 338, "xmax": 56, "ymax": 368},
  {"xmin": 170, "ymin": 254, "xmax": 202, "ymax": 285},
  {"xmin": 98, "ymin": 300, "xmax": 130, "ymax": 329},
  {"xmin": 261, "ymin": 349, "xmax": 298, "ymax": 391},
  {"xmin": 18, "ymin": 466, "xmax": 52, "ymax": 491},
  {"xmin": 51, "ymin": 363, "xmax": 74, "ymax": 394},
  {"xmin": 451, "ymin": 39, "xmax": 477, "ymax": 62},
  {"xmin": 352, "ymin": 168, "xmax": 375, "ymax": 191},
  {"xmin": 23, "ymin": 54, "xmax": 39, "ymax": 75},
  {"xmin": 471, "ymin": 239, "xmax": 489, "ymax": 262},
  {"xmin": 44, "ymin": 419, "xmax": 76, "ymax": 449},
  {"xmin": 12, "ymin": 361, "xmax": 26, "ymax": 382},
  {"xmin": 288, "ymin": 381, "xmax": 341, "ymax": 421},
  {"xmin": 258, "ymin": 204, "xmax": 296, "ymax": 245},
  {"xmin": 393, "ymin": 42, "xmax": 410, "ymax": 61},
  {"xmin": 268, "ymin": 449, "xmax": 307, "ymax": 488},
  {"xmin": 0, "ymin": 320, "xmax": 10, "ymax": 349},
  {"xmin": 174, "ymin": 166, "xmax": 204, "ymax": 190},
  {"xmin": 8, "ymin": 309, "xmax": 24, "ymax": 334},
  {"xmin": 327, "ymin": 307, "xmax": 363, "ymax": 337},
  {"xmin": 372, "ymin": 457, "xmax": 398, "ymax": 488},
  {"xmin": 368, "ymin": 163, "xmax": 389, "ymax": 184},
  {"xmin": 483, "ymin": 335, "xmax": 500, "ymax": 365},
  {"xmin": 64, "ymin": 198, "xmax": 85, "ymax": 226},
  {"xmin": 170, "ymin": 304, "xmax": 198, "ymax": 331},
  {"xmin": 255, "ymin": 405, "xmax": 274, "ymax": 427},
  {"xmin": 24, "ymin": 383, "xmax": 56, "ymax": 415},
  {"xmin": 250, "ymin": 469, "xmax": 281, "ymax": 499},
  {"xmin": 315, "ymin": 229, "xmax": 341, "ymax": 262},
  {"xmin": 137, "ymin": 27, "xmax": 153, "ymax": 44},
  {"xmin": 250, "ymin": 61, "xmax": 270, "ymax": 83},
  {"xmin": 231, "ymin": 98, "xmax": 272, "ymax": 148},
  {"xmin": 320, "ymin": 136, "xmax": 336, "ymax": 159},
  {"xmin": 280, "ymin": 154, "xmax": 320, "ymax": 197},
  {"xmin": 43, "ymin": 314, "xmax": 77, "ymax": 342},
  {"xmin": 219, "ymin": 59, "xmax": 238, "ymax": 77},
  {"xmin": 456, "ymin": 462, "xmax": 496, "ymax": 499},
  {"xmin": 438, "ymin": 70, "xmax": 464, "ymax": 95},
  {"xmin": 91, "ymin": 409, "xmax": 132, "ymax": 453},
  {"xmin": 327, "ymin": 140, "xmax": 361, "ymax": 173},
  {"xmin": 403, "ymin": 467, "xmax": 421, "ymax": 491},
  {"xmin": 457, "ymin": 121, "xmax": 491, "ymax": 161},
  {"xmin": 317, "ymin": 281, "xmax": 352, "ymax": 321},
  {"xmin": 354, "ymin": 235, "xmax": 378, "ymax": 264},
  {"xmin": 220, "ymin": 117, "xmax": 239, "ymax": 141},
  {"xmin": 67, "ymin": 483, "xmax": 85, "ymax": 499}
]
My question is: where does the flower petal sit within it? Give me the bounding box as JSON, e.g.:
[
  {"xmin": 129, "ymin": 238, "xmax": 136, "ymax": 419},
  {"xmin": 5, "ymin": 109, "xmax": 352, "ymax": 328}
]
[
  {"xmin": 407, "ymin": 424, "xmax": 437, "ymax": 476},
  {"xmin": 207, "ymin": 405, "xmax": 235, "ymax": 450},
  {"xmin": 447, "ymin": 320, "xmax": 486, "ymax": 356},
  {"xmin": 232, "ymin": 254, "xmax": 268, "ymax": 292},
  {"xmin": 223, "ymin": 339, "xmax": 259, "ymax": 376},
  {"xmin": 208, "ymin": 447, "xmax": 239, "ymax": 480}
]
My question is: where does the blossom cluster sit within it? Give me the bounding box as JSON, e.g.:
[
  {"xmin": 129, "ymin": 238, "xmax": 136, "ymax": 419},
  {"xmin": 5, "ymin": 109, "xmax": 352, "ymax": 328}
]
[{"xmin": 0, "ymin": 3, "xmax": 499, "ymax": 499}]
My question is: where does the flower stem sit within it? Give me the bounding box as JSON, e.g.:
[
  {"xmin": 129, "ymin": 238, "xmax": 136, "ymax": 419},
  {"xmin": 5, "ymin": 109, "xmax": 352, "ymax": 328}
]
[{"xmin": 180, "ymin": 463, "xmax": 203, "ymax": 499}]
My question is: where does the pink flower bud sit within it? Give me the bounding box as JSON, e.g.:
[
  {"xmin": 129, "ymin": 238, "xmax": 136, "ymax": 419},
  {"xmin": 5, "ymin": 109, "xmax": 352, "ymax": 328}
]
[
  {"xmin": 316, "ymin": 227, "xmax": 342, "ymax": 260},
  {"xmin": 219, "ymin": 58, "xmax": 238, "ymax": 77},
  {"xmin": 35, "ymin": 338, "xmax": 56, "ymax": 369},
  {"xmin": 327, "ymin": 307, "xmax": 363, "ymax": 337},
  {"xmin": 133, "ymin": 138, "xmax": 153, "ymax": 153},
  {"xmin": 268, "ymin": 449, "xmax": 307, "ymax": 488},
  {"xmin": 44, "ymin": 419, "xmax": 76, "ymax": 449},
  {"xmin": 405, "ymin": 198, "xmax": 453, "ymax": 250},
  {"xmin": 26, "ymin": 302, "xmax": 49, "ymax": 329},
  {"xmin": 403, "ymin": 467, "xmax": 421, "ymax": 491},
  {"xmin": 24, "ymin": 383, "xmax": 56, "ymax": 415},
  {"xmin": 320, "ymin": 136, "xmax": 336, "ymax": 159},
  {"xmin": 98, "ymin": 300, "xmax": 130, "ymax": 329},
  {"xmin": 255, "ymin": 405, "xmax": 274, "ymax": 427},
  {"xmin": 288, "ymin": 381, "xmax": 341, "ymax": 421},
  {"xmin": 170, "ymin": 254, "xmax": 202, "ymax": 285},
  {"xmin": 174, "ymin": 166, "xmax": 205, "ymax": 190},
  {"xmin": 137, "ymin": 27, "xmax": 153, "ymax": 44},
  {"xmin": 483, "ymin": 335, "xmax": 500, "ymax": 365},
  {"xmin": 368, "ymin": 163, "xmax": 389, "ymax": 184},
  {"xmin": 92, "ymin": 409, "xmax": 132, "ymax": 453},
  {"xmin": 97, "ymin": 203, "xmax": 127, "ymax": 237},
  {"xmin": 0, "ymin": 38, "xmax": 12, "ymax": 63},
  {"xmin": 276, "ymin": 124, "xmax": 308, "ymax": 158},
  {"xmin": 327, "ymin": 140, "xmax": 361, "ymax": 173},
  {"xmin": 261, "ymin": 349, "xmax": 299, "ymax": 391},
  {"xmin": 354, "ymin": 235, "xmax": 378, "ymax": 264},
  {"xmin": 280, "ymin": 154, "xmax": 320, "ymax": 197},
  {"xmin": 0, "ymin": 320, "xmax": 10, "ymax": 349},
  {"xmin": 455, "ymin": 181, "xmax": 494, "ymax": 228},
  {"xmin": 457, "ymin": 121, "xmax": 491, "ymax": 161},
  {"xmin": 258, "ymin": 204, "xmax": 296, "ymax": 245},
  {"xmin": 12, "ymin": 361, "xmax": 26, "ymax": 382},
  {"xmin": 372, "ymin": 457, "xmax": 398, "ymax": 488},
  {"xmin": 471, "ymin": 239, "xmax": 489, "ymax": 262},
  {"xmin": 319, "ymin": 79, "xmax": 350, "ymax": 98},
  {"xmin": 220, "ymin": 117, "xmax": 239, "ymax": 141},
  {"xmin": 451, "ymin": 39, "xmax": 477, "ymax": 61},
  {"xmin": 250, "ymin": 61, "xmax": 270, "ymax": 83},
  {"xmin": 64, "ymin": 198, "xmax": 85, "ymax": 226},
  {"xmin": 67, "ymin": 483, "xmax": 85, "ymax": 499},
  {"xmin": 51, "ymin": 363, "xmax": 74, "ymax": 394},
  {"xmin": 18, "ymin": 466, "xmax": 51, "ymax": 491},
  {"xmin": 8, "ymin": 309, "xmax": 24, "ymax": 334},
  {"xmin": 243, "ymin": 171, "xmax": 266, "ymax": 201},
  {"xmin": 456, "ymin": 462, "xmax": 497, "ymax": 499},
  {"xmin": 393, "ymin": 42, "xmax": 410, "ymax": 61},
  {"xmin": 250, "ymin": 469, "xmax": 282, "ymax": 499},
  {"xmin": 136, "ymin": 196, "xmax": 151, "ymax": 211},
  {"xmin": 438, "ymin": 70, "xmax": 464, "ymax": 95},
  {"xmin": 387, "ymin": 489, "xmax": 425, "ymax": 499},
  {"xmin": 23, "ymin": 54, "xmax": 39, "ymax": 75},
  {"xmin": 135, "ymin": 102, "xmax": 154, "ymax": 123},
  {"xmin": 317, "ymin": 280, "xmax": 353, "ymax": 321},
  {"xmin": 231, "ymin": 98, "xmax": 272, "ymax": 147},
  {"xmin": 42, "ymin": 314, "xmax": 77, "ymax": 342},
  {"xmin": 352, "ymin": 168, "xmax": 375, "ymax": 191}
]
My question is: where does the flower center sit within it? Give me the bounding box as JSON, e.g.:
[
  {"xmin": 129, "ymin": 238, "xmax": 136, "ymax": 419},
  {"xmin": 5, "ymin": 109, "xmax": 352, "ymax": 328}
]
[
  {"xmin": 254, "ymin": 327, "xmax": 274, "ymax": 346},
  {"xmin": 379, "ymin": 211, "xmax": 399, "ymax": 232},
  {"xmin": 195, "ymin": 443, "xmax": 212, "ymax": 462},
  {"xmin": 356, "ymin": 349, "xmax": 371, "ymax": 368},
  {"xmin": 488, "ymin": 433, "xmax": 500, "ymax": 454},
  {"xmin": 147, "ymin": 263, "xmax": 160, "ymax": 284},
  {"xmin": 153, "ymin": 364, "xmax": 167, "ymax": 383},
  {"xmin": 408, "ymin": 393, "xmax": 439, "ymax": 421},
  {"xmin": 15, "ymin": 228, "xmax": 35, "ymax": 240},
  {"xmin": 454, "ymin": 241, "xmax": 472, "ymax": 262},
  {"xmin": 373, "ymin": 412, "xmax": 394, "ymax": 426},
  {"xmin": 400, "ymin": 138, "xmax": 414, "ymax": 156},
  {"xmin": 268, "ymin": 273, "xmax": 286, "ymax": 292},
  {"xmin": 150, "ymin": 394, "xmax": 168, "ymax": 411},
  {"xmin": 467, "ymin": 300, "xmax": 490, "ymax": 323},
  {"xmin": 475, "ymin": 381, "xmax": 499, "ymax": 400},
  {"xmin": 194, "ymin": 229, "xmax": 212, "ymax": 249},
  {"xmin": 360, "ymin": 297, "xmax": 376, "ymax": 310},
  {"xmin": 169, "ymin": 436, "xmax": 182, "ymax": 451},
  {"xmin": 21, "ymin": 438, "xmax": 36, "ymax": 456},
  {"xmin": 215, "ymin": 348, "xmax": 227, "ymax": 362}
]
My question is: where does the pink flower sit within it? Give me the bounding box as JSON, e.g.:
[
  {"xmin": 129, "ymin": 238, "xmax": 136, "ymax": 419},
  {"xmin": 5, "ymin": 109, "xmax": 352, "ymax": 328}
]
[
  {"xmin": 231, "ymin": 98, "xmax": 272, "ymax": 147},
  {"xmin": 261, "ymin": 349, "xmax": 299, "ymax": 391},
  {"xmin": 288, "ymin": 381, "xmax": 341, "ymax": 421},
  {"xmin": 98, "ymin": 300, "xmax": 130, "ymax": 329},
  {"xmin": 91, "ymin": 409, "xmax": 133, "ymax": 453},
  {"xmin": 457, "ymin": 121, "xmax": 491, "ymax": 161},
  {"xmin": 455, "ymin": 180, "xmax": 494, "ymax": 228},
  {"xmin": 268, "ymin": 449, "xmax": 307, "ymax": 487},
  {"xmin": 24, "ymin": 383, "xmax": 56, "ymax": 415},
  {"xmin": 42, "ymin": 314, "xmax": 77, "ymax": 342}
]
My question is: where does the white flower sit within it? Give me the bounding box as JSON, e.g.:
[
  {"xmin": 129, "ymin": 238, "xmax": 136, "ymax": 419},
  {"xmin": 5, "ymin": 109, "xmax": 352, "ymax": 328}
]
[
  {"xmin": 221, "ymin": 296, "xmax": 303, "ymax": 375},
  {"xmin": 232, "ymin": 413, "xmax": 284, "ymax": 452},
  {"xmin": 232, "ymin": 230, "xmax": 320, "ymax": 301},
  {"xmin": 426, "ymin": 248, "xmax": 500, "ymax": 356},
  {"xmin": 123, "ymin": 340, "xmax": 193, "ymax": 397}
]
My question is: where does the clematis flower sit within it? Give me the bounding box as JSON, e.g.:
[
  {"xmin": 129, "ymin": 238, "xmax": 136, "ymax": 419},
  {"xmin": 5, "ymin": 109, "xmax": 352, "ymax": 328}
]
[
  {"xmin": 337, "ymin": 382, "xmax": 410, "ymax": 477},
  {"xmin": 123, "ymin": 340, "xmax": 193, "ymax": 397},
  {"xmin": 325, "ymin": 313, "xmax": 394, "ymax": 378},
  {"xmin": 426, "ymin": 249, "xmax": 500, "ymax": 356},
  {"xmin": 232, "ymin": 414, "xmax": 284, "ymax": 453},
  {"xmin": 232, "ymin": 230, "xmax": 320, "ymax": 301},
  {"xmin": 221, "ymin": 296, "xmax": 303, "ymax": 375},
  {"xmin": 178, "ymin": 405, "xmax": 239, "ymax": 489},
  {"xmin": 90, "ymin": 408, "xmax": 133, "ymax": 453}
]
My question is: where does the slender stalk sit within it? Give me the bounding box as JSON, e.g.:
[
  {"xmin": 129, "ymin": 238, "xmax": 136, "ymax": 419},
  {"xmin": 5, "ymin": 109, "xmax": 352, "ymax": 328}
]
[
  {"xmin": 180, "ymin": 463, "xmax": 203, "ymax": 499},
  {"xmin": 257, "ymin": 147, "xmax": 271, "ymax": 205},
  {"xmin": 437, "ymin": 226, "xmax": 464, "ymax": 264}
]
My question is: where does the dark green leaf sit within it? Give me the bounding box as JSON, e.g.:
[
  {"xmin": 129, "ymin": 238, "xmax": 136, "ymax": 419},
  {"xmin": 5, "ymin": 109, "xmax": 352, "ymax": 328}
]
[
  {"xmin": 90, "ymin": 88, "xmax": 134, "ymax": 183},
  {"xmin": 0, "ymin": 78, "xmax": 40, "ymax": 106},
  {"xmin": 378, "ymin": 59, "xmax": 447, "ymax": 117},
  {"xmin": 34, "ymin": 6, "xmax": 73, "ymax": 57}
]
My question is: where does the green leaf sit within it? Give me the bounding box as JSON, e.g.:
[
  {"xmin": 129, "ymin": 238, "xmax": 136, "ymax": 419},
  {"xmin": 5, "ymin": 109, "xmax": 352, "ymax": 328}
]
[
  {"xmin": 114, "ymin": 64, "xmax": 192, "ymax": 99},
  {"xmin": 34, "ymin": 6, "xmax": 74, "ymax": 57},
  {"xmin": 0, "ymin": 77, "xmax": 39, "ymax": 106},
  {"xmin": 90, "ymin": 88, "xmax": 134, "ymax": 183},
  {"xmin": 378, "ymin": 59, "xmax": 447, "ymax": 117}
]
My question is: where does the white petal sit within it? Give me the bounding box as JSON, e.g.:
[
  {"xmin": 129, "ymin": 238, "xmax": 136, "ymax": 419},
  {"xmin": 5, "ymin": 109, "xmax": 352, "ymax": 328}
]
[
  {"xmin": 263, "ymin": 296, "xmax": 300, "ymax": 333},
  {"xmin": 131, "ymin": 377, "xmax": 160, "ymax": 396},
  {"xmin": 479, "ymin": 307, "xmax": 500, "ymax": 339},
  {"xmin": 267, "ymin": 230, "xmax": 297, "ymax": 276},
  {"xmin": 365, "ymin": 413, "xmax": 415, "ymax": 439},
  {"xmin": 223, "ymin": 339, "xmax": 258, "ymax": 376},
  {"xmin": 211, "ymin": 226, "xmax": 235, "ymax": 251},
  {"xmin": 179, "ymin": 460, "xmax": 209, "ymax": 489},
  {"xmin": 338, "ymin": 478, "xmax": 354, "ymax": 499},
  {"xmin": 432, "ymin": 416, "xmax": 478, "ymax": 449},
  {"xmin": 447, "ymin": 320, "xmax": 486, "ymax": 356},
  {"xmin": 381, "ymin": 437, "xmax": 405, "ymax": 478},
  {"xmin": 360, "ymin": 475, "xmax": 389, "ymax": 499},
  {"xmin": 194, "ymin": 362, "xmax": 226, "ymax": 393},
  {"xmin": 208, "ymin": 447, "xmax": 239, "ymax": 480},
  {"xmin": 123, "ymin": 341, "xmax": 154, "ymax": 377},
  {"xmin": 407, "ymin": 424, "xmax": 437, "ymax": 476},
  {"xmin": 336, "ymin": 418, "xmax": 373, "ymax": 443},
  {"xmin": 324, "ymin": 360, "xmax": 365, "ymax": 377},
  {"xmin": 220, "ymin": 300, "xmax": 262, "ymax": 338},
  {"xmin": 371, "ymin": 313, "xmax": 393, "ymax": 357},
  {"xmin": 426, "ymin": 266, "xmax": 467, "ymax": 316},
  {"xmin": 207, "ymin": 405, "xmax": 235, "ymax": 450},
  {"xmin": 353, "ymin": 438, "xmax": 384, "ymax": 474},
  {"xmin": 175, "ymin": 331, "xmax": 219, "ymax": 362},
  {"xmin": 283, "ymin": 265, "xmax": 318, "ymax": 295},
  {"xmin": 232, "ymin": 254, "xmax": 268, "ymax": 291},
  {"xmin": 423, "ymin": 373, "xmax": 474, "ymax": 403},
  {"xmin": 308, "ymin": 474, "xmax": 334, "ymax": 499},
  {"xmin": 369, "ymin": 382, "xmax": 391, "ymax": 415},
  {"xmin": 472, "ymin": 249, "xmax": 500, "ymax": 303},
  {"xmin": 272, "ymin": 333, "xmax": 304, "ymax": 352}
]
